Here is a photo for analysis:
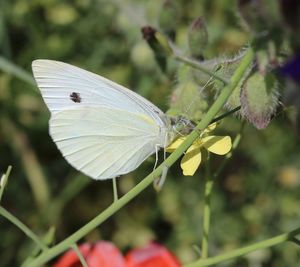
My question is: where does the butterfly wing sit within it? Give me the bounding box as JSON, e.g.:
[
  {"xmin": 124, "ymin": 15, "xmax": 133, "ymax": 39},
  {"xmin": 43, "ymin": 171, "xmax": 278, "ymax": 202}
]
[
  {"xmin": 32, "ymin": 60, "xmax": 170, "ymax": 179},
  {"xmin": 50, "ymin": 106, "xmax": 164, "ymax": 179},
  {"xmin": 32, "ymin": 59, "xmax": 167, "ymax": 127}
]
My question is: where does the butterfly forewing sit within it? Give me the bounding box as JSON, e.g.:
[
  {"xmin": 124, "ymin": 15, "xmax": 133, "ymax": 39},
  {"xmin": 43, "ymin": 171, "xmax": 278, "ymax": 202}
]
[
  {"xmin": 32, "ymin": 60, "xmax": 172, "ymax": 179},
  {"xmin": 32, "ymin": 60, "xmax": 167, "ymax": 126}
]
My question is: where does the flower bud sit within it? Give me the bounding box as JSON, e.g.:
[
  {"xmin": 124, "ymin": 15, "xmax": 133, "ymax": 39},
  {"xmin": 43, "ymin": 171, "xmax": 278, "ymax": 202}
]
[
  {"xmin": 240, "ymin": 72, "xmax": 279, "ymax": 129},
  {"xmin": 141, "ymin": 26, "xmax": 172, "ymax": 72},
  {"xmin": 168, "ymin": 76, "xmax": 208, "ymax": 122}
]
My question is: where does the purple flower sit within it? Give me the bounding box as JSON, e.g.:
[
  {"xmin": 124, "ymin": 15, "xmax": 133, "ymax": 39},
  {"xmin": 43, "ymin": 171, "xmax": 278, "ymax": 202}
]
[{"xmin": 280, "ymin": 54, "xmax": 300, "ymax": 82}]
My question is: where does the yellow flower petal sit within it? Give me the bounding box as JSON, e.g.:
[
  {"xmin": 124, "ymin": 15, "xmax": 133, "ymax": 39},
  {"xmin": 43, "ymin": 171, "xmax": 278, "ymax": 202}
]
[
  {"xmin": 202, "ymin": 136, "xmax": 232, "ymax": 155},
  {"xmin": 181, "ymin": 145, "xmax": 202, "ymax": 176},
  {"xmin": 166, "ymin": 137, "xmax": 185, "ymax": 152},
  {"xmin": 203, "ymin": 122, "xmax": 217, "ymax": 133}
]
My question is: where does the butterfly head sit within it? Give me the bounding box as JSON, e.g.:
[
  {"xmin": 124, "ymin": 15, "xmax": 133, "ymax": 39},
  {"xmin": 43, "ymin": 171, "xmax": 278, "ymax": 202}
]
[{"xmin": 170, "ymin": 116, "xmax": 195, "ymax": 137}]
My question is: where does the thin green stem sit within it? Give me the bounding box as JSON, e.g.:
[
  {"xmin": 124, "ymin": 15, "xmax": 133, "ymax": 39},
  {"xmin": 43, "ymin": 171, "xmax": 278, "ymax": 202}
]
[
  {"xmin": 213, "ymin": 122, "xmax": 244, "ymax": 179},
  {"xmin": 193, "ymin": 49, "xmax": 253, "ymax": 134},
  {"xmin": 0, "ymin": 56, "xmax": 36, "ymax": 86},
  {"xmin": 0, "ymin": 206, "xmax": 48, "ymax": 251},
  {"xmin": 2, "ymin": 118, "xmax": 51, "ymax": 210},
  {"xmin": 0, "ymin": 165, "xmax": 12, "ymax": 203},
  {"xmin": 201, "ymin": 154, "xmax": 213, "ymax": 259},
  {"xmin": 184, "ymin": 227, "xmax": 300, "ymax": 267},
  {"xmin": 199, "ymin": 122, "xmax": 243, "ymax": 260},
  {"xmin": 200, "ymin": 115, "xmax": 244, "ymax": 259},
  {"xmin": 290, "ymin": 237, "xmax": 300, "ymax": 246},
  {"xmin": 23, "ymin": 48, "xmax": 254, "ymax": 267},
  {"xmin": 112, "ymin": 177, "xmax": 118, "ymax": 202},
  {"xmin": 173, "ymin": 53, "xmax": 229, "ymax": 85},
  {"xmin": 71, "ymin": 243, "xmax": 88, "ymax": 267}
]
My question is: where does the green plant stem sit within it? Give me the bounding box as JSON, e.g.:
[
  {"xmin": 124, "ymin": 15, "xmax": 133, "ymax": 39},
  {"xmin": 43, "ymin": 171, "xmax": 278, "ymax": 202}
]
[
  {"xmin": 184, "ymin": 227, "xmax": 300, "ymax": 267},
  {"xmin": 213, "ymin": 122, "xmax": 244, "ymax": 180},
  {"xmin": 0, "ymin": 56, "xmax": 36, "ymax": 86},
  {"xmin": 71, "ymin": 243, "xmax": 88, "ymax": 267},
  {"xmin": 201, "ymin": 155, "xmax": 213, "ymax": 259},
  {"xmin": 0, "ymin": 165, "xmax": 12, "ymax": 203},
  {"xmin": 0, "ymin": 206, "xmax": 48, "ymax": 251},
  {"xmin": 24, "ymin": 48, "xmax": 254, "ymax": 267},
  {"xmin": 112, "ymin": 177, "xmax": 118, "ymax": 202},
  {"xmin": 173, "ymin": 53, "xmax": 229, "ymax": 85},
  {"xmin": 200, "ymin": 122, "xmax": 243, "ymax": 260},
  {"xmin": 290, "ymin": 237, "xmax": 300, "ymax": 246},
  {"xmin": 2, "ymin": 118, "xmax": 51, "ymax": 210}
]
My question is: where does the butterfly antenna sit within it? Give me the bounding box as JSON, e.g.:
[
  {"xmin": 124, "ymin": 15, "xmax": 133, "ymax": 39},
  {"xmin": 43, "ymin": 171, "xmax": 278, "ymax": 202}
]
[{"xmin": 184, "ymin": 75, "xmax": 213, "ymax": 116}]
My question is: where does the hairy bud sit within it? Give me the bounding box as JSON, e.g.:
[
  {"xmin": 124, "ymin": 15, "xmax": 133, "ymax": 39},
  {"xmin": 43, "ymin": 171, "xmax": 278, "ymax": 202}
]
[{"xmin": 241, "ymin": 72, "xmax": 279, "ymax": 129}]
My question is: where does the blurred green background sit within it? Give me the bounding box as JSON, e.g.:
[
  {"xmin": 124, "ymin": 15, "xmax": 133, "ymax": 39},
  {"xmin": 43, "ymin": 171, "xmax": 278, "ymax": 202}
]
[{"xmin": 0, "ymin": 0, "xmax": 300, "ymax": 266}]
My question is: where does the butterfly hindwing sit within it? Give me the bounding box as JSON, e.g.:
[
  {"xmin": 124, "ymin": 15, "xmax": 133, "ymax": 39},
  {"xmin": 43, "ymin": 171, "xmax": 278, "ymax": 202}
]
[{"xmin": 49, "ymin": 106, "xmax": 165, "ymax": 179}]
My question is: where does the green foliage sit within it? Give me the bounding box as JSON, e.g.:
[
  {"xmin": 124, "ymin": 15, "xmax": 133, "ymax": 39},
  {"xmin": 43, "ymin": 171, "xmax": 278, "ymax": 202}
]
[
  {"xmin": 188, "ymin": 17, "xmax": 208, "ymax": 60},
  {"xmin": 158, "ymin": 0, "xmax": 180, "ymax": 40}
]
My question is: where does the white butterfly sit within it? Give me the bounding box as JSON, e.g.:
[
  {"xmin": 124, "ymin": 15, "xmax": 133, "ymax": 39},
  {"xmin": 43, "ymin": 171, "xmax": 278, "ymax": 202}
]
[{"xmin": 32, "ymin": 60, "xmax": 175, "ymax": 180}]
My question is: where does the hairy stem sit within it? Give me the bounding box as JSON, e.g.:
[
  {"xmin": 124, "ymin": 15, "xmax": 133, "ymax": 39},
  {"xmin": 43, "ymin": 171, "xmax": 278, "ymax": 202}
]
[{"xmin": 173, "ymin": 53, "xmax": 229, "ymax": 85}]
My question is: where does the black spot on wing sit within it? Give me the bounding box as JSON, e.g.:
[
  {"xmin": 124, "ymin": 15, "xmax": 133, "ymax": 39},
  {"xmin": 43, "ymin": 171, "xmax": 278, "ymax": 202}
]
[{"xmin": 70, "ymin": 92, "xmax": 81, "ymax": 103}]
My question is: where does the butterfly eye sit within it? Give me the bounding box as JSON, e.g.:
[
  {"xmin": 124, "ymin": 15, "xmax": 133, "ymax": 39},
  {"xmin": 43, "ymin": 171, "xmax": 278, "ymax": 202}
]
[{"xmin": 70, "ymin": 92, "xmax": 81, "ymax": 103}]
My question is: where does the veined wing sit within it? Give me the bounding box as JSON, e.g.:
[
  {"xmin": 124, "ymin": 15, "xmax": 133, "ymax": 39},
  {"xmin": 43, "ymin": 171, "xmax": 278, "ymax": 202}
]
[
  {"xmin": 32, "ymin": 59, "xmax": 167, "ymax": 127},
  {"xmin": 49, "ymin": 106, "xmax": 166, "ymax": 179}
]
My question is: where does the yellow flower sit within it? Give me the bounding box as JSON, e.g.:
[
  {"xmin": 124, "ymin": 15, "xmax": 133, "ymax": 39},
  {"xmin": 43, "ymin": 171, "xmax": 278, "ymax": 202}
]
[{"xmin": 166, "ymin": 123, "xmax": 232, "ymax": 176}]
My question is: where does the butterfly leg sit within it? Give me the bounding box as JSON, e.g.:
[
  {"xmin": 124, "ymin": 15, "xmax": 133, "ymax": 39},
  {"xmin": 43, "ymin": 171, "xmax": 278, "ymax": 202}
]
[
  {"xmin": 154, "ymin": 165, "xmax": 169, "ymax": 191},
  {"xmin": 153, "ymin": 143, "xmax": 169, "ymax": 191},
  {"xmin": 153, "ymin": 144, "xmax": 160, "ymax": 171}
]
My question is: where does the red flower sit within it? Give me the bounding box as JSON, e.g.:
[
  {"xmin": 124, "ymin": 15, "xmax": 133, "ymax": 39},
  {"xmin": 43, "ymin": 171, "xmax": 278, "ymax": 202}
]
[
  {"xmin": 125, "ymin": 242, "xmax": 181, "ymax": 267},
  {"xmin": 52, "ymin": 243, "xmax": 92, "ymax": 267},
  {"xmin": 53, "ymin": 241, "xmax": 126, "ymax": 267},
  {"xmin": 53, "ymin": 241, "xmax": 180, "ymax": 267}
]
